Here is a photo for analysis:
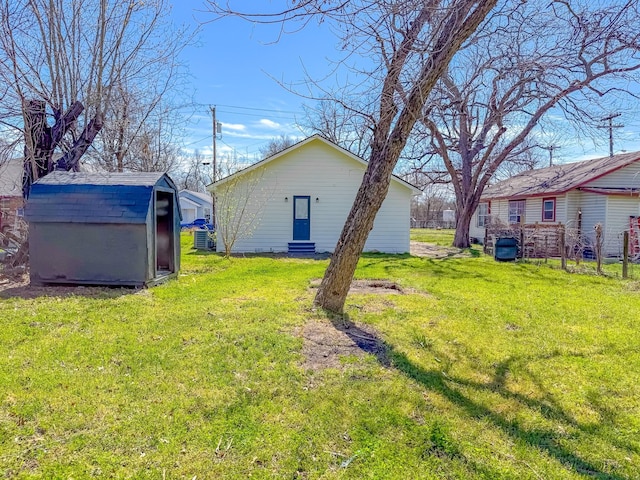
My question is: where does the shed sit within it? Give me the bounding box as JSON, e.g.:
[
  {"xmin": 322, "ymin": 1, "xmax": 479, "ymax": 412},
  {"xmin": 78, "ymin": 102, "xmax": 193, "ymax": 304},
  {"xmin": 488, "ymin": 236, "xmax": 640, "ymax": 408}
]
[{"xmin": 25, "ymin": 171, "xmax": 181, "ymax": 287}]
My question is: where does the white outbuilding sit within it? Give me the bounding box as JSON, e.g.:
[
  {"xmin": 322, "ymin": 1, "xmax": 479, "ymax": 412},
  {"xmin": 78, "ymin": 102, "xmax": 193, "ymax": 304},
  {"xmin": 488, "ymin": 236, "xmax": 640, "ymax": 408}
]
[{"xmin": 208, "ymin": 135, "xmax": 420, "ymax": 254}]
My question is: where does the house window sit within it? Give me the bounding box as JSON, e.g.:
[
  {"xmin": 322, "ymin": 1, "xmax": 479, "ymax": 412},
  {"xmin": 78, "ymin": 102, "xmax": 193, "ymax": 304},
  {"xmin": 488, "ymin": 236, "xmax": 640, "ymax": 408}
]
[
  {"xmin": 542, "ymin": 198, "xmax": 555, "ymax": 222},
  {"xmin": 477, "ymin": 202, "xmax": 490, "ymax": 227},
  {"xmin": 508, "ymin": 200, "xmax": 525, "ymax": 224}
]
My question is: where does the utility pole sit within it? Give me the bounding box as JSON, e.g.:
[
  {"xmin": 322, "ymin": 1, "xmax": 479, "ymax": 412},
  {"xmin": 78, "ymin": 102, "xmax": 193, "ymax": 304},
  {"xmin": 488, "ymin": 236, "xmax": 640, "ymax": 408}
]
[
  {"xmin": 598, "ymin": 113, "xmax": 623, "ymax": 158},
  {"xmin": 541, "ymin": 145, "xmax": 560, "ymax": 167},
  {"xmin": 210, "ymin": 105, "xmax": 217, "ymax": 183},
  {"xmin": 208, "ymin": 105, "xmax": 221, "ymax": 227}
]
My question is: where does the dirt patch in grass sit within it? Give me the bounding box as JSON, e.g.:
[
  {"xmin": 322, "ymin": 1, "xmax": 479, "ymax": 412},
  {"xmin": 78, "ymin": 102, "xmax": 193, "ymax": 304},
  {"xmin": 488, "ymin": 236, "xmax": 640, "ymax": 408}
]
[
  {"xmin": 309, "ymin": 278, "xmax": 408, "ymax": 295},
  {"xmin": 298, "ymin": 317, "xmax": 388, "ymax": 371},
  {"xmin": 410, "ymin": 241, "xmax": 467, "ymax": 259},
  {"xmin": 0, "ymin": 271, "xmax": 136, "ymax": 299},
  {"xmin": 349, "ymin": 279, "xmax": 404, "ymax": 294}
]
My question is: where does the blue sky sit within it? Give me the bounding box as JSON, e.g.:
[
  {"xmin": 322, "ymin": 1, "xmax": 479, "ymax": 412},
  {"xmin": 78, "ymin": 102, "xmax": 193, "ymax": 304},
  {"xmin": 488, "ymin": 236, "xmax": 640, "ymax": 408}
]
[
  {"xmin": 171, "ymin": 2, "xmax": 337, "ymax": 163},
  {"xmin": 171, "ymin": 2, "xmax": 640, "ymax": 166}
]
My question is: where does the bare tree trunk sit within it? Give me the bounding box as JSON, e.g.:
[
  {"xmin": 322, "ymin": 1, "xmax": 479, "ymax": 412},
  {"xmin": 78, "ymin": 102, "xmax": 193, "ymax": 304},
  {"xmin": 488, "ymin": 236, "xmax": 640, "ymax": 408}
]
[
  {"xmin": 314, "ymin": 154, "xmax": 394, "ymax": 313},
  {"xmin": 454, "ymin": 204, "xmax": 474, "ymax": 248},
  {"xmin": 22, "ymin": 100, "xmax": 87, "ymax": 196},
  {"xmin": 56, "ymin": 112, "xmax": 104, "ymax": 171},
  {"xmin": 313, "ymin": 0, "xmax": 497, "ymax": 314}
]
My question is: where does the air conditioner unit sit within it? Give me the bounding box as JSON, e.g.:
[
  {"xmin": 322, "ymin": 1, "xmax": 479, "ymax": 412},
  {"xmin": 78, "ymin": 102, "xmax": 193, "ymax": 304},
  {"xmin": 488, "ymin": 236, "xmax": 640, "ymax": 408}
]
[{"xmin": 193, "ymin": 230, "xmax": 213, "ymax": 250}]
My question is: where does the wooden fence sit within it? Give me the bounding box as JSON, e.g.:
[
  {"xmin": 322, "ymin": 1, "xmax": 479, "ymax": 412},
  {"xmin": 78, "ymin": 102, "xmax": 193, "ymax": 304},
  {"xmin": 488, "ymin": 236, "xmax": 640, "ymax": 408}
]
[{"xmin": 484, "ymin": 223, "xmax": 564, "ymax": 258}]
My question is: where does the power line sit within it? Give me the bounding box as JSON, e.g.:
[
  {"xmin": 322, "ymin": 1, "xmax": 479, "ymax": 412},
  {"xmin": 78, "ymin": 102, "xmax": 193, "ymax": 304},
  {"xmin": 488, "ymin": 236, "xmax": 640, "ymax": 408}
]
[
  {"xmin": 217, "ymin": 110, "xmax": 299, "ymax": 121},
  {"xmin": 216, "ymin": 103, "xmax": 303, "ymax": 115}
]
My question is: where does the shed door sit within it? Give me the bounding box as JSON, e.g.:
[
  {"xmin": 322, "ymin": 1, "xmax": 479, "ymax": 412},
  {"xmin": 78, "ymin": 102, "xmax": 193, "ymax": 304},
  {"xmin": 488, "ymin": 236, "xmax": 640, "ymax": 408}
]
[
  {"xmin": 156, "ymin": 190, "xmax": 175, "ymax": 273},
  {"xmin": 293, "ymin": 196, "xmax": 310, "ymax": 241}
]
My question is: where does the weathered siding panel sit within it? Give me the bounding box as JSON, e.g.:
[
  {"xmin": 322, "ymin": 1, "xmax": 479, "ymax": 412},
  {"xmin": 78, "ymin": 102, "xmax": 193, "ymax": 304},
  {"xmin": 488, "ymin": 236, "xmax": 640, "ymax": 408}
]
[
  {"xmin": 576, "ymin": 192, "xmax": 607, "ymax": 247},
  {"xmin": 602, "ymin": 197, "xmax": 640, "ymax": 256},
  {"xmin": 584, "ymin": 162, "xmax": 640, "ymax": 189},
  {"xmin": 215, "ymin": 140, "xmax": 412, "ymax": 253},
  {"xmin": 524, "ymin": 197, "xmax": 541, "ymax": 223},
  {"xmin": 469, "ymin": 210, "xmax": 485, "ymax": 241}
]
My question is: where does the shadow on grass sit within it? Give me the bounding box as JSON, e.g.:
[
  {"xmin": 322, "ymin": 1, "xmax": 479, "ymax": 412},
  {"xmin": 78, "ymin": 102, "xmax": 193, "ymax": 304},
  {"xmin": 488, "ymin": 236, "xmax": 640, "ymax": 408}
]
[{"xmin": 331, "ymin": 314, "xmax": 634, "ymax": 480}]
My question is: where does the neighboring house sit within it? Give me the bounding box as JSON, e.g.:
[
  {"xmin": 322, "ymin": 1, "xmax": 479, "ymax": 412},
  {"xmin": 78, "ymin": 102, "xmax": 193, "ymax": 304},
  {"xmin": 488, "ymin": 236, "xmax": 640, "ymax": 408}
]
[
  {"xmin": 178, "ymin": 190, "xmax": 213, "ymax": 223},
  {"xmin": 0, "ymin": 158, "xmax": 25, "ymax": 235},
  {"xmin": 470, "ymin": 151, "xmax": 640, "ymax": 257},
  {"xmin": 208, "ymin": 134, "xmax": 420, "ymax": 254}
]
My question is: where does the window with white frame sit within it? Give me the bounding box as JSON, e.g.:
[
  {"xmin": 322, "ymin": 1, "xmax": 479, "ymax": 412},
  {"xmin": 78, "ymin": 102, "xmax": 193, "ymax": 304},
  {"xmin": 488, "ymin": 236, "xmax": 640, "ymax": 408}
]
[
  {"xmin": 477, "ymin": 202, "xmax": 490, "ymax": 227},
  {"xmin": 542, "ymin": 198, "xmax": 555, "ymax": 222},
  {"xmin": 508, "ymin": 200, "xmax": 525, "ymax": 224}
]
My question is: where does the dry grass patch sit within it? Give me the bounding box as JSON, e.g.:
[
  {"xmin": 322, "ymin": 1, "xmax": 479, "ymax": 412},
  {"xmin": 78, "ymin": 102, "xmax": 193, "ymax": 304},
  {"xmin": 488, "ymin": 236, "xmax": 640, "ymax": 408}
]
[{"xmin": 298, "ymin": 317, "xmax": 387, "ymax": 371}]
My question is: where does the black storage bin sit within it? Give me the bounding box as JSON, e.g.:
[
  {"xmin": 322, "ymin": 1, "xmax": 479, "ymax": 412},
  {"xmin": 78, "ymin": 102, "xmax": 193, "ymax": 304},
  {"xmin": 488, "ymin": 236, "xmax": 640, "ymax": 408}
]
[{"xmin": 494, "ymin": 236, "xmax": 518, "ymax": 261}]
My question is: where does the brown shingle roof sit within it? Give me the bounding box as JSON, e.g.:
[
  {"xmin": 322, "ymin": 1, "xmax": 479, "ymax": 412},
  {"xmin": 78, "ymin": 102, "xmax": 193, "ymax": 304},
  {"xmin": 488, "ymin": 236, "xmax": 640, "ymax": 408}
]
[{"xmin": 482, "ymin": 151, "xmax": 640, "ymax": 200}]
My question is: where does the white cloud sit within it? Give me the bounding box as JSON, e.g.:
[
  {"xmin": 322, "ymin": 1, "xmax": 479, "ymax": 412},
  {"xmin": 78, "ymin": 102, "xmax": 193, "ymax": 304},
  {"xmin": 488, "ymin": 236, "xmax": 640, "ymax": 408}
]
[
  {"xmin": 259, "ymin": 118, "xmax": 280, "ymax": 129},
  {"xmin": 222, "ymin": 122, "xmax": 246, "ymax": 131}
]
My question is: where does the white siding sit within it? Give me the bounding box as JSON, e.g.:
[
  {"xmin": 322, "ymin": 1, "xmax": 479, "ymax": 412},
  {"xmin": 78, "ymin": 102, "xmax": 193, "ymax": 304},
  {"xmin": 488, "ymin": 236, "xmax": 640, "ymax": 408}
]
[
  {"xmin": 584, "ymin": 162, "xmax": 640, "ymax": 189},
  {"xmin": 182, "ymin": 208, "xmax": 196, "ymax": 223},
  {"xmin": 577, "ymin": 192, "xmax": 607, "ymax": 249},
  {"xmin": 469, "ymin": 210, "xmax": 485, "ymax": 241},
  {"xmin": 602, "ymin": 196, "xmax": 640, "ymax": 256},
  {"xmin": 564, "ymin": 191, "xmax": 581, "ymax": 229},
  {"xmin": 213, "ymin": 140, "xmax": 413, "ymax": 253},
  {"xmin": 524, "ymin": 198, "xmax": 540, "ymax": 223}
]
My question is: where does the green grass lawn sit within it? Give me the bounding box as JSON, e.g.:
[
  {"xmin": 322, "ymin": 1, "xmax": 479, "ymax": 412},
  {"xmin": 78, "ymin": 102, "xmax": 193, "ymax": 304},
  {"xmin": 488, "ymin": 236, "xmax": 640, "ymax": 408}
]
[
  {"xmin": 1, "ymin": 233, "xmax": 639, "ymax": 478},
  {"xmin": 410, "ymin": 228, "xmax": 456, "ymax": 245}
]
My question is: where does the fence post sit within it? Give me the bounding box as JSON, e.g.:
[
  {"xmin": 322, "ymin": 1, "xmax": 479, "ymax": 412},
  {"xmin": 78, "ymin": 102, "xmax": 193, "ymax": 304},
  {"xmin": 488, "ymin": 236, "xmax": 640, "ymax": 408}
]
[
  {"xmin": 595, "ymin": 223, "xmax": 603, "ymax": 275},
  {"xmin": 519, "ymin": 228, "xmax": 524, "ymax": 259},
  {"xmin": 623, "ymin": 231, "xmax": 629, "ymax": 279},
  {"xmin": 483, "ymin": 228, "xmax": 488, "ymax": 254},
  {"xmin": 560, "ymin": 228, "xmax": 566, "ymax": 270},
  {"xmin": 544, "ymin": 236, "xmax": 548, "ymax": 264}
]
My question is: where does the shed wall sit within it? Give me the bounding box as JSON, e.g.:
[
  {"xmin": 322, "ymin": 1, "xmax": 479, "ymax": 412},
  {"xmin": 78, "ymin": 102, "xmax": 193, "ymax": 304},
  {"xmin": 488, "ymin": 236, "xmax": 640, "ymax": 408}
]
[{"xmin": 30, "ymin": 223, "xmax": 148, "ymax": 286}]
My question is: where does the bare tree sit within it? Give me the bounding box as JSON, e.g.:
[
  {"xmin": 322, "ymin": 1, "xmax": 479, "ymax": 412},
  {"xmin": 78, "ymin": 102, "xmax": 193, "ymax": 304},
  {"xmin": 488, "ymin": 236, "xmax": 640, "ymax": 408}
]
[
  {"xmin": 207, "ymin": 0, "xmax": 497, "ymax": 313},
  {"xmin": 302, "ymin": 100, "xmax": 372, "ymax": 158},
  {"xmin": 411, "ymin": 0, "xmax": 640, "ymax": 247},
  {"xmin": 0, "ymin": 0, "xmax": 192, "ymax": 195},
  {"xmin": 213, "ymin": 169, "xmax": 268, "ymax": 257},
  {"xmin": 175, "ymin": 150, "xmax": 212, "ymax": 192},
  {"xmin": 88, "ymin": 85, "xmax": 187, "ymax": 174},
  {"xmin": 259, "ymin": 134, "xmax": 297, "ymax": 159}
]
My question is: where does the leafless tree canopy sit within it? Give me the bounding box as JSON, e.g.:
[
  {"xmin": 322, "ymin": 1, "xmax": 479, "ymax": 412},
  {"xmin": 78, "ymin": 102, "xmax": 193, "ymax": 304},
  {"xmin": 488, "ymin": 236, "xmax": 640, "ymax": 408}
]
[
  {"xmin": 410, "ymin": 0, "xmax": 640, "ymax": 246},
  {"xmin": 259, "ymin": 135, "xmax": 297, "ymax": 159},
  {"xmin": 0, "ymin": 0, "xmax": 193, "ymax": 195},
  {"xmin": 207, "ymin": 0, "xmax": 498, "ymax": 313},
  {"xmin": 175, "ymin": 150, "xmax": 212, "ymax": 193}
]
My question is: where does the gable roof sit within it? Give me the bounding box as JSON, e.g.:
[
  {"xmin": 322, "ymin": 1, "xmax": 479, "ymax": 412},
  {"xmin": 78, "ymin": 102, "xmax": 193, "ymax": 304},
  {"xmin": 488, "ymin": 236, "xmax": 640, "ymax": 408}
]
[
  {"xmin": 179, "ymin": 189, "xmax": 212, "ymax": 206},
  {"xmin": 208, "ymin": 134, "xmax": 421, "ymax": 194},
  {"xmin": 26, "ymin": 171, "xmax": 178, "ymax": 224},
  {"xmin": 0, "ymin": 159, "xmax": 23, "ymax": 197},
  {"xmin": 482, "ymin": 151, "xmax": 640, "ymax": 200}
]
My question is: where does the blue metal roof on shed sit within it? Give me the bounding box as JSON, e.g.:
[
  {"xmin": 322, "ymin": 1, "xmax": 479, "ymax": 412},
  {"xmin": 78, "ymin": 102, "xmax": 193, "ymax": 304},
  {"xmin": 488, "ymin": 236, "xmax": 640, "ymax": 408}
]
[{"xmin": 25, "ymin": 171, "xmax": 177, "ymax": 224}]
